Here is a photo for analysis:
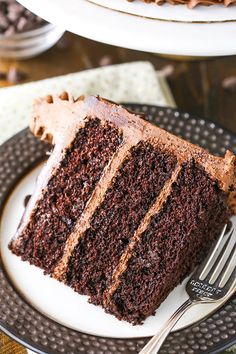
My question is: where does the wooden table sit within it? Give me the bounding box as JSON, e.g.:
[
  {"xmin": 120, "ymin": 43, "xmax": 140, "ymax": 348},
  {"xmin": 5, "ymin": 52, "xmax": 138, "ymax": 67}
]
[{"xmin": 0, "ymin": 31, "xmax": 235, "ymax": 354}]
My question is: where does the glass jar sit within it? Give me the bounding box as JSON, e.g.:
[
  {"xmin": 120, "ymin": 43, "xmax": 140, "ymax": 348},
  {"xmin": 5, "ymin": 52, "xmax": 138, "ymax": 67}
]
[{"xmin": 0, "ymin": 23, "xmax": 65, "ymax": 59}]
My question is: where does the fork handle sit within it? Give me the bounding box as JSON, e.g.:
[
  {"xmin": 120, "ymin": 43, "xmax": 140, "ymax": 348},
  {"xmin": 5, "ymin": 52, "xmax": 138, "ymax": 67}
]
[{"xmin": 139, "ymin": 299, "xmax": 195, "ymax": 354}]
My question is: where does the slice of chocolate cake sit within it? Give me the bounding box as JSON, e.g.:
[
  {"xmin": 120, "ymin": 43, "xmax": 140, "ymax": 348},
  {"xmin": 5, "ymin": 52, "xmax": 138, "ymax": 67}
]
[{"xmin": 9, "ymin": 93, "xmax": 235, "ymax": 325}]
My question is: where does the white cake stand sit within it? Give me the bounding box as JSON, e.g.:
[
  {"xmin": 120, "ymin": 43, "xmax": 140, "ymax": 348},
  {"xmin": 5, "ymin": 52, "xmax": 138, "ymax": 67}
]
[
  {"xmin": 18, "ymin": 0, "xmax": 236, "ymax": 57},
  {"xmin": 19, "ymin": 0, "xmax": 236, "ymax": 56}
]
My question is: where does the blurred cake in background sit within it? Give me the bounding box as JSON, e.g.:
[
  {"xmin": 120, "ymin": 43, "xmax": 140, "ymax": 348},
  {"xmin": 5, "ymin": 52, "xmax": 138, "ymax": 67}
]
[{"xmin": 127, "ymin": 0, "xmax": 236, "ymax": 8}]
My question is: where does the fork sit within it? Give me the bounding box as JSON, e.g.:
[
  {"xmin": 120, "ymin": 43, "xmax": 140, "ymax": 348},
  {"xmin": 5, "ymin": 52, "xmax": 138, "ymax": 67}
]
[{"xmin": 139, "ymin": 218, "xmax": 236, "ymax": 354}]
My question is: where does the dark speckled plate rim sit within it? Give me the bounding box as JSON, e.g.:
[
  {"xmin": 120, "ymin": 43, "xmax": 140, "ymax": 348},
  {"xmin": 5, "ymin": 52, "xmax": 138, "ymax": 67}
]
[{"xmin": 0, "ymin": 103, "xmax": 235, "ymax": 354}]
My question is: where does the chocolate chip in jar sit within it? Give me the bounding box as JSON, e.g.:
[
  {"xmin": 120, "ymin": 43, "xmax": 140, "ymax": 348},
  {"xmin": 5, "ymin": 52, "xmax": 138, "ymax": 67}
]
[
  {"xmin": 0, "ymin": 1, "xmax": 64, "ymax": 59},
  {"xmin": 0, "ymin": 0, "xmax": 47, "ymax": 35}
]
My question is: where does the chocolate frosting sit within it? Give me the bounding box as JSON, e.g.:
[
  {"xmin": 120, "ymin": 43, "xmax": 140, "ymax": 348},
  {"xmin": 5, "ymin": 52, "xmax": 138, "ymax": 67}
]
[
  {"xmin": 31, "ymin": 93, "xmax": 236, "ymax": 193},
  {"xmin": 127, "ymin": 0, "xmax": 236, "ymax": 8}
]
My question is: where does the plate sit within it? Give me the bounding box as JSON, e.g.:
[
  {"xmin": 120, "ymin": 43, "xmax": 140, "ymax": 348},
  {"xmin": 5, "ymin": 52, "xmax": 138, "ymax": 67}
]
[
  {"xmin": 17, "ymin": 0, "xmax": 236, "ymax": 56},
  {"xmin": 0, "ymin": 104, "xmax": 236, "ymax": 353}
]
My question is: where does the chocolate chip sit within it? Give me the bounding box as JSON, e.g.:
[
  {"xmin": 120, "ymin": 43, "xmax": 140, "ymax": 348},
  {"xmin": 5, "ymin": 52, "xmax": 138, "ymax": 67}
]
[
  {"xmin": 6, "ymin": 66, "xmax": 27, "ymax": 84},
  {"xmin": 99, "ymin": 55, "xmax": 113, "ymax": 67},
  {"xmin": 0, "ymin": 12, "xmax": 9, "ymax": 30},
  {"xmin": 160, "ymin": 64, "xmax": 175, "ymax": 78},
  {"xmin": 0, "ymin": 0, "xmax": 47, "ymax": 35},
  {"xmin": 0, "ymin": 3, "xmax": 7, "ymax": 15},
  {"xmin": 0, "ymin": 71, "xmax": 6, "ymax": 80},
  {"xmin": 35, "ymin": 16, "xmax": 44, "ymax": 24},
  {"xmin": 56, "ymin": 36, "xmax": 71, "ymax": 50},
  {"xmin": 24, "ymin": 194, "xmax": 31, "ymax": 208},
  {"xmin": 222, "ymin": 76, "xmax": 236, "ymax": 93},
  {"xmin": 8, "ymin": 3, "xmax": 23, "ymax": 22},
  {"xmin": 16, "ymin": 16, "xmax": 27, "ymax": 31},
  {"xmin": 4, "ymin": 23, "xmax": 14, "ymax": 35}
]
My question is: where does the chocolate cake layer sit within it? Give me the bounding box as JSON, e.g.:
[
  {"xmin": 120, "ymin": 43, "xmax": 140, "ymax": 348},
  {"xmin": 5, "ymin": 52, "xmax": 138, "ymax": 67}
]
[
  {"xmin": 9, "ymin": 118, "xmax": 122, "ymax": 273},
  {"xmin": 66, "ymin": 142, "xmax": 177, "ymax": 303},
  {"xmin": 106, "ymin": 161, "xmax": 229, "ymax": 324}
]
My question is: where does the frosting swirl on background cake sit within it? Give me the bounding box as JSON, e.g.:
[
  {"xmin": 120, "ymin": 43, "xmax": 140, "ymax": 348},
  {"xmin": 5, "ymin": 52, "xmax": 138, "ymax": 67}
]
[{"xmin": 127, "ymin": 0, "xmax": 236, "ymax": 8}]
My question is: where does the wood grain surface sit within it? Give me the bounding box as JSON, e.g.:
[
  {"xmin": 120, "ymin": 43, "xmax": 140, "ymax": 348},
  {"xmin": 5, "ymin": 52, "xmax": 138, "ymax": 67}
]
[{"xmin": 0, "ymin": 31, "xmax": 235, "ymax": 354}]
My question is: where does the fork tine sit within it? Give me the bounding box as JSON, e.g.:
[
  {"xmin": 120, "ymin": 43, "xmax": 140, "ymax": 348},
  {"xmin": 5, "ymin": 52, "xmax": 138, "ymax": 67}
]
[
  {"xmin": 208, "ymin": 227, "xmax": 235, "ymax": 284},
  {"xmin": 201, "ymin": 227, "xmax": 233, "ymax": 282},
  {"xmin": 221, "ymin": 265, "xmax": 236, "ymax": 293},
  {"xmin": 217, "ymin": 244, "xmax": 236, "ymax": 288},
  {"xmin": 197, "ymin": 224, "xmax": 228, "ymax": 280}
]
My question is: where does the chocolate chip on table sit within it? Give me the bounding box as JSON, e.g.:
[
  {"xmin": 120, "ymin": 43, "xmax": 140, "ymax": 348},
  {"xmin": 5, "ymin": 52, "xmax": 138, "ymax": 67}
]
[
  {"xmin": 24, "ymin": 194, "xmax": 31, "ymax": 208},
  {"xmin": 56, "ymin": 36, "xmax": 71, "ymax": 50},
  {"xmin": 99, "ymin": 55, "xmax": 113, "ymax": 67},
  {"xmin": 160, "ymin": 64, "xmax": 175, "ymax": 79},
  {"xmin": 0, "ymin": 67, "xmax": 26, "ymax": 82},
  {"xmin": 222, "ymin": 76, "xmax": 236, "ymax": 93},
  {"xmin": 0, "ymin": 0, "xmax": 47, "ymax": 35},
  {"xmin": 0, "ymin": 71, "xmax": 6, "ymax": 79},
  {"xmin": 7, "ymin": 66, "xmax": 27, "ymax": 84}
]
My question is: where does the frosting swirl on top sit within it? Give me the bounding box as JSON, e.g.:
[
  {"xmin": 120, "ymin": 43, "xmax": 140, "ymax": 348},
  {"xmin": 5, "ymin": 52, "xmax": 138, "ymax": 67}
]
[{"xmin": 127, "ymin": 0, "xmax": 236, "ymax": 8}]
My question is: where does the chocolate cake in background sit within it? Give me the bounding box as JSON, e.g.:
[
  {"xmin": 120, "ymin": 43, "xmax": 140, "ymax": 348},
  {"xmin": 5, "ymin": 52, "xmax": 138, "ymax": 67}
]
[
  {"xmin": 9, "ymin": 93, "xmax": 236, "ymax": 324},
  {"xmin": 127, "ymin": 0, "xmax": 236, "ymax": 8}
]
